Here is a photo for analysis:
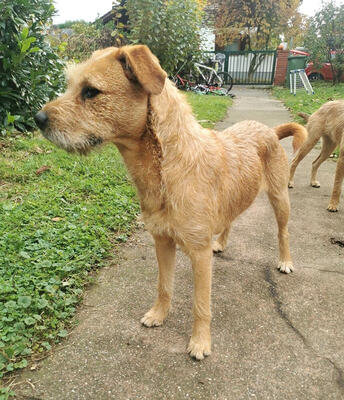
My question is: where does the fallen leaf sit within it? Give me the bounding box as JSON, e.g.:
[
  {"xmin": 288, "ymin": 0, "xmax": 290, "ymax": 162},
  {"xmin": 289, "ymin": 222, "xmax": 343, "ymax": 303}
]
[
  {"xmin": 30, "ymin": 363, "xmax": 38, "ymax": 371},
  {"xmin": 35, "ymin": 165, "xmax": 51, "ymax": 175},
  {"xmin": 51, "ymin": 217, "xmax": 62, "ymax": 222},
  {"xmin": 34, "ymin": 146, "xmax": 44, "ymax": 154}
]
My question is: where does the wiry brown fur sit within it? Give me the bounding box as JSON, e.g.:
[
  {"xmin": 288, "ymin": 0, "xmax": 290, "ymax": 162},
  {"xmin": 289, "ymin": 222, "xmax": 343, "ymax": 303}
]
[
  {"xmin": 37, "ymin": 45, "xmax": 305, "ymax": 360},
  {"xmin": 289, "ymin": 101, "xmax": 344, "ymax": 212}
]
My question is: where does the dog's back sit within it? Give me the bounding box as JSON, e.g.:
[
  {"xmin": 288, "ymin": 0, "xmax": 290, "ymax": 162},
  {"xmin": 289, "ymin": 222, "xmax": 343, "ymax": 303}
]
[{"xmin": 308, "ymin": 100, "xmax": 344, "ymax": 144}]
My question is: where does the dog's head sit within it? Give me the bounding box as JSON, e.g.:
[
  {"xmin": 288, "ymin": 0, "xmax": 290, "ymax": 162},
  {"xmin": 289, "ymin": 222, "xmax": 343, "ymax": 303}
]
[{"xmin": 35, "ymin": 45, "xmax": 167, "ymax": 154}]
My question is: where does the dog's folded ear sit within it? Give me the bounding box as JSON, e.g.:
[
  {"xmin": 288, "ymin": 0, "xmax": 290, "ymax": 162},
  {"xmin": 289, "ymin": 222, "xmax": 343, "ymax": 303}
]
[{"xmin": 118, "ymin": 45, "xmax": 167, "ymax": 95}]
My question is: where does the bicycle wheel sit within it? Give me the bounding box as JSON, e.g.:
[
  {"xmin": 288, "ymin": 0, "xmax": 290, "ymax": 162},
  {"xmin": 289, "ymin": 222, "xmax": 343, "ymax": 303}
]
[{"xmin": 211, "ymin": 72, "xmax": 233, "ymax": 94}]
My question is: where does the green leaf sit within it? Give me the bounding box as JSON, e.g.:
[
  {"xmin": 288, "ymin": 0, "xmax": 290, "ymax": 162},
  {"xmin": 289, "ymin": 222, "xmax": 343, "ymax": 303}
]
[
  {"xmin": 24, "ymin": 317, "xmax": 36, "ymax": 326},
  {"xmin": 14, "ymin": 359, "xmax": 28, "ymax": 369},
  {"xmin": 6, "ymin": 363, "xmax": 14, "ymax": 372},
  {"xmin": 4, "ymin": 347, "xmax": 14, "ymax": 359},
  {"xmin": 58, "ymin": 329, "xmax": 68, "ymax": 338},
  {"xmin": 41, "ymin": 342, "xmax": 52, "ymax": 350},
  {"xmin": 29, "ymin": 46, "xmax": 40, "ymax": 53},
  {"xmin": 21, "ymin": 37, "xmax": 36, "ymax": 53},
  {"xmin": 18, "ymin": 296, "xmax": 32, "ymax": 308},
  {"xmin": 21, "ymin": 27, "xmax": 29, "ymax": 40},
  {"xmin": 37, "ymin": 298, "xmax": 49, "ymax": 309}
]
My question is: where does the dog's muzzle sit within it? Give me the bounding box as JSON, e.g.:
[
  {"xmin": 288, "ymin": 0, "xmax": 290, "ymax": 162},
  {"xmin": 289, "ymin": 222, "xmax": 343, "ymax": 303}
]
[{"xmin": 34, "ymin": 111, "xmax": 49, "ymax": 131}]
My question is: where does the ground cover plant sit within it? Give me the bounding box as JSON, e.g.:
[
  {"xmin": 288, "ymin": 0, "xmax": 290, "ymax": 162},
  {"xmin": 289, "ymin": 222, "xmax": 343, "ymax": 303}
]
[
  {"xmin": 273, "ymin": 82, "xmax": 344, "ymax": 156},
  {"xmin": 0, "ymin": 91, "xmax": 231, "ymax": 393}
]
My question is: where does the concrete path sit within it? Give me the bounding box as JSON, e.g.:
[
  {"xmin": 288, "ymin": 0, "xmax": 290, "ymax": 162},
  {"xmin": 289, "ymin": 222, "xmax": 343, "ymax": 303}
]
[{"xmin": 15, "ymin": 88, "xmax": 344, "ymax": 400}]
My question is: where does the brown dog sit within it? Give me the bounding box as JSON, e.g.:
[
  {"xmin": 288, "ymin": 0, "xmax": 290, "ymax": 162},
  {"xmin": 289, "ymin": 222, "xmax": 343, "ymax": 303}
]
[
  {"xmin": 289, "ymin": 100, "xmax": 344, "ymax": 212},
  {"xmin": 35, "ymin": 45, "xmax": 306, "ymax": 360}
]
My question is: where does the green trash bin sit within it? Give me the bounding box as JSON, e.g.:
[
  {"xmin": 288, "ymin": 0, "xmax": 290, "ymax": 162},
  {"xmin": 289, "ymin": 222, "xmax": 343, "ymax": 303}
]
[{"xmin": 286, "ymin": 55, "xmax": 307, "ymax": 87}]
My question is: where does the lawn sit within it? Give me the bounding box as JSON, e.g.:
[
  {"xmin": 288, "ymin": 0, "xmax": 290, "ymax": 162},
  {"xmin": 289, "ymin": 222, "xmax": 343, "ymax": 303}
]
[
  {"xmin": 0, "ymin": 91, "xmax": 231, "ymax": 389},
  {"xmin": 273, "ymin": 82, "xmax": 344, "ymax": 121},
  {"xmin": 272, "ymin": 81, "xmax": 344, "ymax": 156}
]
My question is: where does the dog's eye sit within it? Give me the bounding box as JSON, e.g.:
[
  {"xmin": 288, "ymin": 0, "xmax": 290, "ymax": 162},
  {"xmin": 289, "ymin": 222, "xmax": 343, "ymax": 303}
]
[{"xmin": 82, "ymin": 87, "xmax": 100, "ymax": 100}]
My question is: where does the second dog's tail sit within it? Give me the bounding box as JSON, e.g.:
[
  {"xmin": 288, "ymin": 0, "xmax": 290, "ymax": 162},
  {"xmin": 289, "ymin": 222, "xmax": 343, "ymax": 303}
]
[
  {"xmin": 297, "ymin": 111, "xmax": 310, "ymax": 122},
  {"xmin": 274, "ymin": 122, "xmax": 307, "ymax": 153}
]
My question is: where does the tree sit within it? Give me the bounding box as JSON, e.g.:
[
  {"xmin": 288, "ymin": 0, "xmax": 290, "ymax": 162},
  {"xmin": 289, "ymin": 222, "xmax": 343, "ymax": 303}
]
[
  {"xmin": 304, "ymin": 0, "xmax": 344, "ymax": 84},
  {"xmin": 122, "ymin": 0, "xmax": 203, "ymax": 75},
  {"xmin": 212, "ymin": 0, "xmax": 302, "ymax": 50},
  {"xmin": 0, "ymin": 0, "xmax": 65, "ymax": 133}
]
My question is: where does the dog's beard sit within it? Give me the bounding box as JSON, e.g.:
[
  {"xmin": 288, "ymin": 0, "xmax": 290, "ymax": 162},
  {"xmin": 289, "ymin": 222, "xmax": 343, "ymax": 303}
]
[{"xmin": 42, "ymin": 129, "xmax": 103, "ymax": 155}]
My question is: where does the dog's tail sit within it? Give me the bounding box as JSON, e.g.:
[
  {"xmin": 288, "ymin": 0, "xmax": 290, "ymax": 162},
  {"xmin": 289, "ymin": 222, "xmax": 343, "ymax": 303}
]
[
  {"xmin": 274, "ymin": 122, "xmax": 308, "ymax": 153},
  {"xmin": 297, "ymin": 111, "xmax": 310, "ymax": 122}
]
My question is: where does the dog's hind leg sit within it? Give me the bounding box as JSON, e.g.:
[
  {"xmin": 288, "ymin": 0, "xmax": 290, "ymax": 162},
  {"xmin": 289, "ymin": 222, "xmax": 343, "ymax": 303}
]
[
  {"xmin": 187, "ymin": 245, "xmax": 213, "ymax": 360},
  {"xmin": 141, "ymin": 235, "xmax": 176, "ymax": 327},
  {"xmin": 327, "ymin": 144, "xmax": 344, "ymax": 212},
  {"xmin": 288, "ymin": 128, "xmax": 322, "ymax": 188},
  {"xmin": 267, "ymin": 187, "xmax": 294, "ymax": 273},
  {"xmin": 212, "ymin": 225, "xmax": 231, "ymax": 253},
  {"xmin": 264, "ymin": 149, "xmax": 294, "ymax": 273},
  {"xmin": 310, "ymin": 136, "xmax": 337, "ymax": 188}
]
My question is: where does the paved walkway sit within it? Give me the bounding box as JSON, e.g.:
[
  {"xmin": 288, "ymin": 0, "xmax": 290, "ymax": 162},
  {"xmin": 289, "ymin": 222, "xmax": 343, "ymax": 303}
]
[{"xmin": 15, "ymin": 88, "xmax": 344, "ymax": 400}]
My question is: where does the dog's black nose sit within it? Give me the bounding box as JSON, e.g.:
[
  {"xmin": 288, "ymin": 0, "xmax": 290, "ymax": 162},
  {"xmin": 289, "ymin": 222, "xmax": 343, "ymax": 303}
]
[{"xmin": 34, "ymin": 111, "xmax": 48, "ymax": 131}]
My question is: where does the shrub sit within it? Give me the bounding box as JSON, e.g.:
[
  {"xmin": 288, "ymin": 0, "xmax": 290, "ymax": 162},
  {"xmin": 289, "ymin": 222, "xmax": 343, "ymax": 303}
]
[
  {"xmin": 124, "ymin": 0, "xmax": 203, "ymax": 75},
  {"xmin": 0, "ymin": 0, "xmax": 65, "ymax": 134},
  {"xmin": 62, "ymin": 21, "xmax": 125, "ymax": 62}
]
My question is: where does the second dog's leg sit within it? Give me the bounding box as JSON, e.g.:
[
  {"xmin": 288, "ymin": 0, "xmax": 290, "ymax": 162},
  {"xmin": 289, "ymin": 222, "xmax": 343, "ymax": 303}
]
[
  {"xmin": 141, "ymin": 235, "xmax": 176, "ymax": 327},
  {"xmin": 212, "ymin": 225, "xmax": 231, "ymax": 253},
  {"xmin": 187, "ymin": 246, "xmax": 213, "ymax": 360},
  {"xmin": 267, "ymin": 189, "xmax": 294, "ymax": 274},
  {"xmin": 327, "ymin": 147, "xmax": 344, "ymax": 212},
  {"xmin": 310, "ymin": 136, "xmax": 336, "ymax": 187},
  {"xmin": 288, "ymin": 134, "xmax": 320, "ymax": 188}
]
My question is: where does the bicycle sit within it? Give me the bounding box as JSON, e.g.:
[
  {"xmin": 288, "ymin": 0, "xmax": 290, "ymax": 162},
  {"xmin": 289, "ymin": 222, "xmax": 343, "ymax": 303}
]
[
  {"xmin": 194, "ymin": 57, "xmax": 233, "ymax": 94},
  {"xmin": 171, "ymin": 54, "xmax": 233, "ymax": 95},
  {"xmin": 172, "ymin": 74, "xmax": 195, "ymax": 91}
]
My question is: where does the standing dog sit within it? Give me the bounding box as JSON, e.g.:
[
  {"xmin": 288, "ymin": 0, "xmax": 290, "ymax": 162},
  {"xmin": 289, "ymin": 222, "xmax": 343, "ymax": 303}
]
[
  {"xmin": 35, "ymin": 45, "xmax": 306, "ymax": 360},
  {"xmin": 289, "ymin": 100, "xmax": 344, "ymax": 212}
]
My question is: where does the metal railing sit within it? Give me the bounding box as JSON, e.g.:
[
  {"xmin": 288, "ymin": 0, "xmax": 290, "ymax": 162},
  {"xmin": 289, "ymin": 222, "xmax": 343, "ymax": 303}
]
[{"xmin": 205, "ymin": 50, "xmax": 277, "ymax": 85}]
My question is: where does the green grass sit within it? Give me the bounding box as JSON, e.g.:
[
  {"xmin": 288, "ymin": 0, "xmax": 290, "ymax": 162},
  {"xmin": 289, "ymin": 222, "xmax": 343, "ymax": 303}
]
[
  {"xmin": 0, "ymin": 92, "xmax": 231, "ymax": 386},
  {"xmin": 185, "ymin": 92, "xmax": 232, "ymax": 128},
  {"xmin": 273, "ymin": 81, "xmax": 344, "ymax": 157},
  {"xmin": 273, "ymin": 82, "xmax": 344, "ymax": 122}
]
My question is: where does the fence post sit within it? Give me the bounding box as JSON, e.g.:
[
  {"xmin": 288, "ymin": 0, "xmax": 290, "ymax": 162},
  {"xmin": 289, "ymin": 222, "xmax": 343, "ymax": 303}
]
[{"xmin": 274, "ymin": 49, "xmax": 289, "ymax": 86}]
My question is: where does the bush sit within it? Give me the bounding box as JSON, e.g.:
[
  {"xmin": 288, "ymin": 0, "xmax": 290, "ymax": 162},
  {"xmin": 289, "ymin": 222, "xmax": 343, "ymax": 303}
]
[
  {"xmin": 124, "ymin": 0, "xmax": 203, "ymax": 75},
  {"xmin": 61, "ymin": 21, "xmax": 126, "ymax": 62},
  {"xmin": 0, "ymin": 0, "xmax": 65, "ymax": 134}
]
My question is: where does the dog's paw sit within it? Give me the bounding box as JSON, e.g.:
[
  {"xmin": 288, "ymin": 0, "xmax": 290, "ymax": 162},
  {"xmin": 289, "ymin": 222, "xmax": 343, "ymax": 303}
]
[
  {"xmin": 311, "ymin": 181, "xmax": 321, "ymax": 188},
  {"xmin": 288, "ymin": 181, "xmax": 294, "ymax": 188},
  {"xmin": 278, "ymin": 261, "xmax": 294, "ymax": 274},
  {"xmin": 187, "ymin": 337, "xmax": 211, "ymax": 360},
  {"xmin": 140, "ymin": 308, "xmax": 166, "ymax": 327},
  {"xmin": 327, "ymin": 203, "xmax": 339, "ymax": 212},
  {"xmin": 212, "ymin": 240, "xmax": 224, "ymax": 253}
]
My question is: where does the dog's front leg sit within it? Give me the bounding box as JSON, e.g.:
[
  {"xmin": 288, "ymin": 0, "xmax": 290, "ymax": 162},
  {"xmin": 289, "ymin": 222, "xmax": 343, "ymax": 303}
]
[
  {"xmin": 187, "ymin": 246, "xmax": 212, "ymax": 360},
  {"xmin": 141, "ymin": 235, "xmax": 176, "ymax": 327},
  {"xmin": 327, "ymin": 151, "xmax": 344, "ymax": 212}
]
